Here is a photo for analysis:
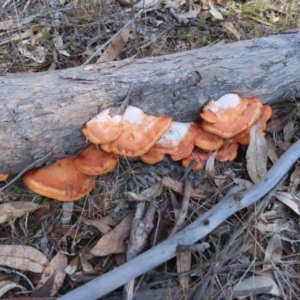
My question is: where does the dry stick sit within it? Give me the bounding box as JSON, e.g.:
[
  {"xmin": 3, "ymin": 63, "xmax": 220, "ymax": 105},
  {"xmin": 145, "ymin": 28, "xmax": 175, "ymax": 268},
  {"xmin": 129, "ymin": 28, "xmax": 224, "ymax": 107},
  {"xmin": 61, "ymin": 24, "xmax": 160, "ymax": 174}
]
[
  {"xmin": 82, "ymin": 9, "xmax": 144, "ymax": 66},
  {"xmin": 169, "ymin": 180, "xmax": 192, "ymax": 237},
  {"xmin": 124, "ymin": 201, "xmax": 157, "ymax": 300},
  {"xmin": 123, "ymin": 202, "xmax": 145, "ymax": 300},
  {"xmin": 57, "ymin": 139, "xmax": 300, "ymax": 300}
]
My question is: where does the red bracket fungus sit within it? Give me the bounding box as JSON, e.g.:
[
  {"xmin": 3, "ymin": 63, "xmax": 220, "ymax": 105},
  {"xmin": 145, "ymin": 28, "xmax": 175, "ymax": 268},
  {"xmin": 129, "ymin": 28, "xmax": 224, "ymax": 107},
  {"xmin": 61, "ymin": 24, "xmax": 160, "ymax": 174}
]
[
  {"xmin": 74, "ymin": 144, "xmax": 118, "ymax": 175},
  {"xmin": 82, "ymin": 108, "xmax": 122, "ymax": 144},
  {"xmin": 23, "ymin": 157, "xmax": 95, "ymax": 201},
  {"xmin": 101, "ymin": 106, "xmax": 172, "ymax": 157},
  {"xmin": 200, "ymin": 94, "xmax": 263, "ymax": 138}
]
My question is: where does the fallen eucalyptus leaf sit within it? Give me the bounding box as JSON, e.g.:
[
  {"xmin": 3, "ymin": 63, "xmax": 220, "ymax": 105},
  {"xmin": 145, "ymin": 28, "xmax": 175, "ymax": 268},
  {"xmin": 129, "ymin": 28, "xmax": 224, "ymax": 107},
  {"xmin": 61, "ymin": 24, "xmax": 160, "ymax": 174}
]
[
  {"xmin": 0, "ymin": 245, "xmax": 48, "ymax": 273},
  {"xmin": 246, "ymin": 124, "xmax": 268, "ymax": 183},
  {"xmin": 90, "ymin": 214, "xmax": 134, "ymax": 256},
  {"xmin": 0, "ymin": 201, "xmax": 40, "ymax": 224}
]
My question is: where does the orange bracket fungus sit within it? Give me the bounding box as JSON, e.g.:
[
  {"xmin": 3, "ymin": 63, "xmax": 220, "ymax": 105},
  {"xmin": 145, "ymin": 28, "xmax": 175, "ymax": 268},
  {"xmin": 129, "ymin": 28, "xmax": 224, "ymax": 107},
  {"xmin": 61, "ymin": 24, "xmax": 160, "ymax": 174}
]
[
  {"xmin": 140, "ymin": 122, "xmax": 200, "ymax": 164},
  {"xmin": 82, "ymin": 109, "xmax": 122, "ymax": 144},
  {"xmin": 200, "ymin": 94, "xmax": 263, "ymax": 138},
  {"xmin": 194, "ymin": 126, "xmax": 224, "ymax": 151},
  {"xmin": 21, "ymin": 94, "xmax": 273, "ymax": 201},
  {"xmin": 74, "ymin": 144, "xmax": 118, "ymax": 175},
  {"xmin": 23, "ymin": 157, "xmax": 95, "ymax": 201},
  {"xmin": 182, "ymin": 151, "xmax": 210, "ymax": 171},
  {"xmin": 216, "ymin": 143, "xmax": 239, "ymax": 162},
  {"xmin": 0, "ymin": 174, "xmax": 9, "ymax": 181},
  {"xmin": 101, "ymin": 106, "xmax": 172, "ymax": 157},
  {"xmin": 232, "ymin": 105, "xmax": 273, "ymax": 146}
]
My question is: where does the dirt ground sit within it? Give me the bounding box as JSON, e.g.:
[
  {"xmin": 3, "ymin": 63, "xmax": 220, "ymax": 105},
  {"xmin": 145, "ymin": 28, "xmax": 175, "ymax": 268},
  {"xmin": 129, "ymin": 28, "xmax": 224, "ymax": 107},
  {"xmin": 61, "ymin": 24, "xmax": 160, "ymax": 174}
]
[{"xmin": 1, "ymin": 0, "xmax": 300, "ymax": 299}]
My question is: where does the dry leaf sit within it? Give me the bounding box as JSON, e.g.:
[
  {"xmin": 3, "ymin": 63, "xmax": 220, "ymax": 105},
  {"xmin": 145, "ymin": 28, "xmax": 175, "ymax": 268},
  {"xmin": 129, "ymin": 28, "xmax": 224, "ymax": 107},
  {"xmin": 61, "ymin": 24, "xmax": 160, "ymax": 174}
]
[
  {"xmin": 80, "ymin": 247, "xmax": 96, "ymax": 274},
  {"xmin": 54, "ymin": 33, "xmax": 70, "ymax": 57},
  {"xmin": 156, "ymin": 0, "xmax": 185, "ymax": 10},
  {"xmin": 201, "ymin": 0, "xmax": 213, "ymax": 9},
  {"xmin": 233, "ymin": 178, "xmax": 253, "ymax": 189},
  {"xmin": 125, "ymin": 191, "xmax": 150, "ymax": 202},
  {"xmin": 289, "ymin": 163, "xmax": 300, "ymax": 193},
  {"xmin": 97, "ymin": 28, "xmax": 130, "ymax": 62},
  {"xmin": 0, "ymin": 201, "xmax": 40, "ymax": 224},
  {"xmin": 275, "ymin": 191, "xmax": 300, "ymax": 216},
  {"xmin": 283, "ymin": 119, "xmax": 294, "ymax": 142},
  {"xmin": 221, "ymin": 21, "xmax": 240, "ymax": 40},
  {"xmin": 140, "ymin": 181, "xmax": 163, "ymax": 199},
  {"xmin": 209, "ymin": 5, "xmax": 223, "ymax": 19},
  {"xmin": 90, "ymin": 214, "xmax": 134, "ymax": 256},
  {"xmin": 33, "ymin": 252, "xmax": 67, "ymax": 297},
  {"xmin": 266, "ymin": 114, "xmax": 289, "ymax": 134},
  {"xmin": 178, "ymin": 9, "xmax": 199, "ymax": 19},
  {"xmin": 246, "ymin": 124, "xmax": 268, "ymax": 183},
  {"xmin": 126, "ymin": 181, "xmax": 163, "ymax": 201},
  {"xmin": 262, "ymin": 233, "xmax": 282, "ymax": 272},
  {"xmin": 0, "ymin": 20, "xmax": 14, "ymax": 31},
  {"xmin": 176, "ymin": 252, "xmax": 191, "ymax": 291},
  {"xmin": 53, "ymin": 225, "xmax": 88, "ymax": 240},
  {"xmin": 205, "ymin": 151, "xmax": 216, "ymax": 179},
  {"xmin": 266, "ymin": 135, "xmax": 278, "ymax": 164},
  {"xmin": 232, "ymin": 276, "xmax": 281, "ymax": 298},
  {"xmin": 61, "ymin": 201, "xmax": 73, "ymax": 225},
  {"xmin": 0, "ymin": 245, "xmax": 48, "ymax": 273},
  {"xmin": 84, "ymin": 219, "xmax": 112, "ymax": 234},
  {"xmin": 269, "ymin": 17, "xmax": 281, "ymax": 23},
  {"xmin": 256, "ymin": 219, "xmax": 290, "ymax": 234},
  {"xmin": 0, "ymin": 281, "xmax": 26, "ymax": 298},
  {"xmin": 275, "ymin": 140, "xmax": 292, "ymax": 150},
  {"xmin": 19, "ymin": 43, "xmax": 45, "ymax": 63},
  {"xmin": 134, "ymin": 0, "xmax": 158, "ymax": 8},
  {"xmin": 162, "ymin": 177, "xmax": 206, "ymax": 199},
  {"xmin": 247, "ymin": 15, "xmax": 274, "ymax": 27}
]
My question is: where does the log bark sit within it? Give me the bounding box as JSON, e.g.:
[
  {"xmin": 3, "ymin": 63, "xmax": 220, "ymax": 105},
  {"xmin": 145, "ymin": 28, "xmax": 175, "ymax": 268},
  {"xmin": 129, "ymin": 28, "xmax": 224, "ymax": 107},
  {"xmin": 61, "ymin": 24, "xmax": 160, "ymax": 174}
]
[{"xmin": 1, "ymin": 31, "xmax": 300, "ymax": 174}]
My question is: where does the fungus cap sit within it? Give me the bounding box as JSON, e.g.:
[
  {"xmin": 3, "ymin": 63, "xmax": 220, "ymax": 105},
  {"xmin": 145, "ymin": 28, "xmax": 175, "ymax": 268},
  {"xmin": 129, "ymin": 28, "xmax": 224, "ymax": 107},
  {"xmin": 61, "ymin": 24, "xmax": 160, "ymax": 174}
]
[
  {"xmin": 101, "ymin": 106, "xmax": 172, "ymax": 157},
  {"xmin": 82, "ymin": 109, "xmax": 122, "ymax": 144},
  {"xmin": 216, "ymin": 143, "xmax": 239, "ymax": 162},
  {"xmin": 232, "ymin": 105, "xmax": 273, "ymax": 146},
  {"xmin": 23, "ymin": 157, "xmax": 94, "ymax": 201},
  {"xmin": 201, "ymin": 94, "xmax": 262, "ymax": 138},
  {"xmin": 0, "ymin": 174, "xmax": 9, "ymax": 181},
  {"xmin": 182, "ymin": 151, "xmax": 209, "ymax": 171},
  {"xmin": 74, "ymin": 144, "xmax": 118, "ymax": 175},
  {"xmin": 194, "ymin": 127, "xmax": 224, "ymax": 151},
  {"xmin": 140, "ymin": 122, "xmax": 199, "ymax": 164}
]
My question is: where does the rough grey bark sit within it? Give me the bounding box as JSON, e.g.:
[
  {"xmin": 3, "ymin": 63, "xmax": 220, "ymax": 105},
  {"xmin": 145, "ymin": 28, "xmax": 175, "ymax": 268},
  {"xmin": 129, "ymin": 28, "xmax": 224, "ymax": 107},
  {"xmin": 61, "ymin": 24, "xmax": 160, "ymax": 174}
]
[{"xmin": 1, "ymin": 31, "xmax": 300, "ymax": 174}]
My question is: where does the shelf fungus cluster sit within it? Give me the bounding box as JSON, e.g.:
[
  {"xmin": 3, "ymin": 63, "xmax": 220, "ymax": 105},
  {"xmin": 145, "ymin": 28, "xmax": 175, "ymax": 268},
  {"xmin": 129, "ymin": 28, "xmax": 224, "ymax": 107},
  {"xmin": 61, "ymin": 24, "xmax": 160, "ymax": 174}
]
[{"xmin": 22, "ymin": 94, "xmax": 272, "ymax": 201}]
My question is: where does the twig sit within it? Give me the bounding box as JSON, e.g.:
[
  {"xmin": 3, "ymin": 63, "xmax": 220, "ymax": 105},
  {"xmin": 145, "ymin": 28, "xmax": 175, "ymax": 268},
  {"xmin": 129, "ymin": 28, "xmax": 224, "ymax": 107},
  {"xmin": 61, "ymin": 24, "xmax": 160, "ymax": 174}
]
[
  {"xmin": 0, "ymin": 266, "xmax": 34, "ymax": 290},
  {"xmin": 115, "ymin": 84, "xmax": 133, "ymax": 116},
  {"xmin": 57, "ymin": 139, "xmax": 300, "ymax": 300},
  {"xmin": 82, "ymin": 10, "xmax": 144, "ymax": 66},
  {"xmin": 123, "ymin": 202, "xmax": 145, "ymax": 300},
  {"xmin": 169, "ymin": 180, "xmax": 191, "ymax": 237},
  {"xmin": 0, "ymin": 152, "xmax": 52, "ymax": 192}
]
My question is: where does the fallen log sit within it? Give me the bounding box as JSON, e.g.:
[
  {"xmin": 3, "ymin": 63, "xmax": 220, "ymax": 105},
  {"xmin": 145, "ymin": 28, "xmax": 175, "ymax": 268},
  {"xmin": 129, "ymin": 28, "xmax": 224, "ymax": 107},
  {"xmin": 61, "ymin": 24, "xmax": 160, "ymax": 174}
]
[{"xmin": 1, "ymin": 31, "xmax": 300, "ymax": 174}]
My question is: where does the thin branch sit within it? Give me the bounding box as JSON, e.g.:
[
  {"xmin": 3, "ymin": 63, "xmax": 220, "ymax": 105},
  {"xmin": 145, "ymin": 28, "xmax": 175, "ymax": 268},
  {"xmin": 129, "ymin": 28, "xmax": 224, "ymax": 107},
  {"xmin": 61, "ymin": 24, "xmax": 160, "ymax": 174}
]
[
  {"xmin": 169, "ymin": 180, "xmax": 191, "ymax": 237},
  {"xmin": 82, "ymin": 10, "xmax": 144, "ymax": 66},
  {"xmin": 57, "ymin": 138, "xmax": 300, "ymax": 300}
]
